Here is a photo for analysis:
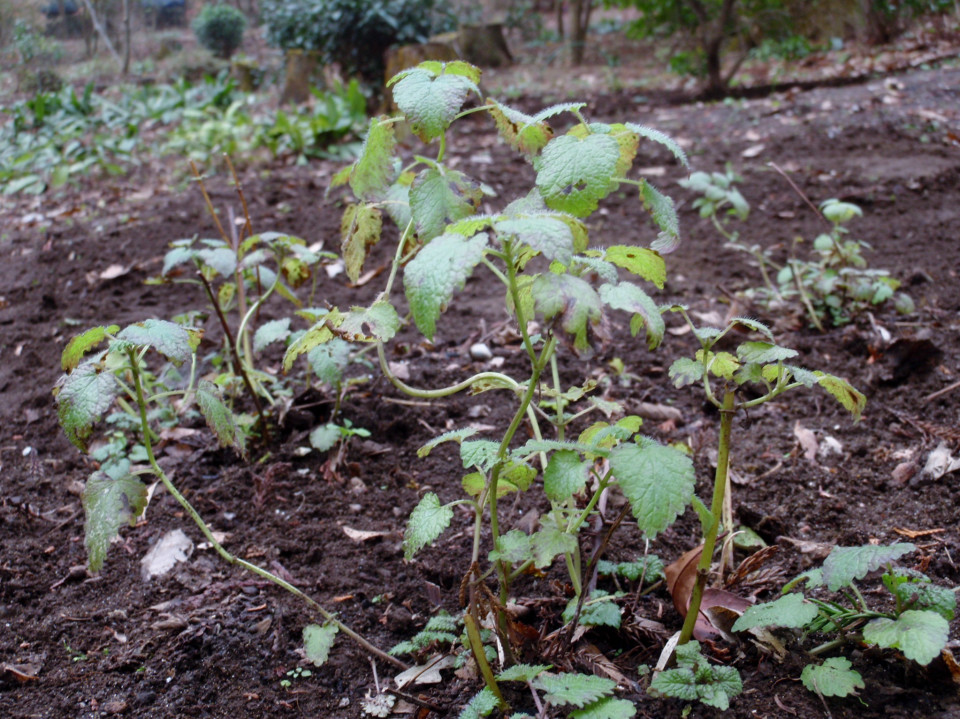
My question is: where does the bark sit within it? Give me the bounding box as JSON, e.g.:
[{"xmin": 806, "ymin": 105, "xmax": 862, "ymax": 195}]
[{"xmin": 122, "ymin": 0, "xmax": 130, "ymax": 75}]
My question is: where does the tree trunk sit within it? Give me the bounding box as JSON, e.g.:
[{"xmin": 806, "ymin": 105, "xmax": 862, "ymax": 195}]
[
  {"xmin": 459, "ymin": 24, "xmax": 513, "ymax": 67},
  {"xmin": 122, "ymin": 0, "xmax": 131, "ymax": 75},
  {"xmin": 570, "ymin": 0, "xmax": 592, "ymax": 65},
  {"xmin": 80, "ymin": 0, "xmax": 123, "ymax": 69},
  {"xmin": 556, "ymin": 0, "xmax": 564, "ymax": 41}
]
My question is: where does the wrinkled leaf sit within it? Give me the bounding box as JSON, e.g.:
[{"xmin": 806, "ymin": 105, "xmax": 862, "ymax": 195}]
[
  {"xmin": 405, "ymin": 232, "xmax": 487, "ymax": 338},
  {"xmin": 604, "ymin": 246, "xmax": 665, "ymax": 288},
  {"xmin": 534, "ymin": 673, "xmax": 615, "ymax": 708},
  {"xmin": 391, "ymin": 68, "xmax": 480, "ymax": 142},
  {"xmin": 599, "ymin": 282, "xmax": 664, "ymax": 350},
  {"xmin": 822, "ymin": 543, "xmax": 915, "ymax": 591},
  {"xmin": 196, "ymin": 380, "xmax": 245, "ymax": 454},
  {"xmin": 531, "ymin": 273, "xmax": 602, "ymax": 351},
  {"xmin": 303, "ymin": 622, "xmax": 338, "ymax": 667},
  {"xmin": 350, "ymin": 117, "xmax": 396, "ymax": 201},
  {"xmin": 56, "ymin": 359, "xmax": 119, "ymax": 452},
  {"xmin": 862, "ymin": 610, "xmax": 949, "ymax": 665},
  {"xmin": 404, "ymin": 493, "xmax": 453, "ymax": 559},
  {"xmin": 341, "ymin": 204, "xmax": 382, "ymax": 283},
  {"xmin": 534, "ymin": 133, "xmax": 620, "ymax": 217},
  {"xmin": 83, "ymin": 471, "xmax": 148, "ymax": 572},
  {"xmin": 62, "ymin": 325, "xmax": 119, "ymax": 371},
  {"xmin": 253, "ymin": 318, "xmax": 291, "ymax": 354},
  {"xmin": 609, "ymin": 438, "xmax": 695, "ymax": 538},
  {"xmin": 800, "ymin": 657, "xmax": 864, "ymax": 698},
  {"xmin": 544, "ymin": 450, "xmax": 589, "ymax": 503},
  {"xmin": 116, "ymin": 319, "xmax": 201, "ymax": 366},
  {"xmin": 410, "ymin": 168, "xmax": 483, "ymax": 242},
  {"xmin": 732, "ymin": 593, "xmax": 819, "ymax": 632}
]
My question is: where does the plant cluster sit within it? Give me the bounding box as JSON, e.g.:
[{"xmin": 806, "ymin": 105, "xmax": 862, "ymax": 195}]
[
  {"xmin": 261, "ymin": 0, "xmax": 456, "ymax": 83},
  {"xmin": 192, "ymin": 3, "xmax": 248, "ymax": 59},
  {"xmin": 0, "ymin": 75, "xmax": 367, "ymax": 195},
  {"xmin": 12, "ymin": 18, "xmax": 64, "ymax": 65},
  {"xmin": 733, "ymin": 542, "xmax": 955, "ymax": 698},
  {"xmin": 681, "ymin": 169, "xmax": 914, "ymax": 329},
  {"xmin": 53, "ymin": 57, "xmax": 933, "ymax": 718}
]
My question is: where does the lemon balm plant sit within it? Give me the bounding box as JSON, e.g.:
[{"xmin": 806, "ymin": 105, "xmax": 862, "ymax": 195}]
[
  {"xmin": 285, "ymin": 59, "xmax": 696, "ymax": 709},
  {"xmin": 54, "ymin": 320, "xmax": 406, "ymax": 672}
]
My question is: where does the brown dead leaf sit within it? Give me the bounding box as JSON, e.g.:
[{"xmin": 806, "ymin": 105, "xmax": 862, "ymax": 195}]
[
  {"xmin": 665, "ymin": 546, "xmax": 702, "ymax": 617},
  {"xmin": 581, "ymin": 644, "xmax": 632, "ymax": 686},
  {"xmin": 1, "ymin": 663, "xmax": 40, "ymax": 682},
  {"xmin": 99, "ymin": 264, "xmax": 130, "ymax": 281},
  {"xmin": 342, "ymin": 526, "xmax": 390, "ymax": 543},
  {"xmin": 942, "ymin": 648, "xmax": 960, "ymax": 685}
]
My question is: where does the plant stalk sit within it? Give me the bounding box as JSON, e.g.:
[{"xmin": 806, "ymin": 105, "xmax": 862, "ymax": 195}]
[{"xmin": 679, "ymin": 389, "xmax": 736, "ymax": 646}]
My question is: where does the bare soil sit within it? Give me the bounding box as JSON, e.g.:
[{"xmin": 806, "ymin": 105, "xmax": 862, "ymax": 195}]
[{"xmin": 1, "ymin": 61, "xmax": 959, "ymax": 719}]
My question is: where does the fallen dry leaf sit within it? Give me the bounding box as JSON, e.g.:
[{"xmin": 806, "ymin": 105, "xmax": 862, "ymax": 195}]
[
  {"xmin": 1, "ymin": 662, "xmax": 40, "ymax": 682},
  {"xmin": 99, "ymin": 264, "xmax": 130, "ymax": 281},
  {"xmin": 793, "ymin": 421, "xmax": 818, "ymax": 464},
  {"xmin": 342, "ymin": 526, "xmax": 390, "ymax": 543},
  {"xmin": 893, "ymin": 527, "xmax": 945, "ymax": 539}
]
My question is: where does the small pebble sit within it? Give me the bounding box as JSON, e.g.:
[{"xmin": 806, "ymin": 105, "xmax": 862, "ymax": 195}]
[{"xmin": 469, "ymin": 342, "xmax": 492, "ymax": 361}]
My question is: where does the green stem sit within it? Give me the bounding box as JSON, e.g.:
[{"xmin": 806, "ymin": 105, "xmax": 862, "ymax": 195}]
[
  {"xmin": 550, "ymin": 354, "xmax": 565, "ymax": 441},
  {"xmin": 377, "ymin": 343, "xmax": 519, "ymax": 399},
  {"xmin": 788, "ymin": 259, "xmax": 826, "ymax": 333},
  {"xmin": 463, "ymin": 613, "xmax": 506, "ymax": 709},
  {"xmin": 679, "ymin": 390, "xmax": 736, "ymax": 646},
  {"xmin": 126, "ymin": 348, "xmax": 405, "ymax": 670}
]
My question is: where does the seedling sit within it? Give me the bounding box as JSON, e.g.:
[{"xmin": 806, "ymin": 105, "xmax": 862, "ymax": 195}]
[
  {"xmin": 152, "ymin": 163, "xmax": 344, "ymax": 440},
  {"xmin": 733, "ymin": 542, "xmax": 955, "ymax": 698},
  {"xmin": 280, "ymin": 665, "xmax": 312, "ymax": 688},
  {"xmin": 681, "ymin": 171, "xmax": 914, "ymax": 329},
  {"xmin": 294, "ymin": 59, "xmax": 695, "ymax": 708},
  {"xmin": 648, "ymin": 640, "xmax": 742, "ymax": 710},
  {"xmin": 667, "ymin": 309, "xmax": 865, "ymax": 652},
  {"xmin": 54, "ymin": 320, "xmax": 406, "ymax": 674}
]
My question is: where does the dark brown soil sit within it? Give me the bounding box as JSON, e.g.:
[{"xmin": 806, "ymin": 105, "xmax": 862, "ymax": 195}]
[{"xmin": 1, "ymin": 63, "xmax": 959, "ymax": 719}]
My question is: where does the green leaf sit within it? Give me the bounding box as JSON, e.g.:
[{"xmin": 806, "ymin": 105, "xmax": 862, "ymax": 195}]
[
  {"xmin": 728, "ymin": 316, "xmax": 774, "ymax": 340},
  {"xmin": 404, "ymin": 232, "xmax": 488, "ymax": 339},
  {"xmin": 604, "ymin": 246, "xmax": 665, "ymax": 288},
  {"xmin": 461, "ymin": 439, "xmax": 500, "ymax": 471},
  {"xmin": 609, "ymin": 555, "xmax": 665, "ymax": 583},
  {"xmin": 302, "ymin": 622, "xmax": 339, "ymax": 667},
  {"xmin": 341, "ymin": 203, "xmax": 382, "ymax": 284},
  {"xmin": 56, "ymin": 358, "xmax": 119, "ymax": 452},
  {"xmin": 62, "ymin": 325, "xmax": 119, "ymax": 371},
  {"xmin": 814, "ymin": 372, "xmax": 866, "ymax": 421},
  {"xmin": 495, "ymin": 216, "xmax": 575, "ymax": 264},
  {"xmin": 544, "ymin": 450, "xmax": 589, "ymax": 503},
  {"xmin": 531, "ymin": 526, "xmax": 578, "ymax": 569},
  {"xmin": 161, "ymin": 245, "xmax": 198, "ymax": 276},
  {"xmin": 418, "ymin": 427, "xmax": 480, "ymax": 458},
  {"xmin": 489, "ymin": 101, "xmax": 555, "ymax": 156},
  {"xmin": 335, "ymin": 301, "xmax": 401, "ymax": 342},
  {"xmin": 800, "ymin": 657, "xmax": 864, "ymax": 698},
  {"xmin": 82, "ymin": 471, "xmax": 147, "ymax": 572},
  {"xmin": 531, "ymin": 273, "xmax": 602, "ymax": 352},
  {"xmin": 669, "ymin": 357, "xmax": 704, "ymax": 388},
  {"xmin": 862, "ymin": 611, "xmax": 949, "ymax": 665},
  {"xmin": 116, "ymin": 319, "xmax": 201, "ymax": 366},
  {"xmin": 383, "ymin": 174, "xmax": 413, "ymax": 228},
  {"xmin": 404, "ymin": 493, "xmax": 454, "ymax": 559},
  {"xmin": 697, "ymin": 349, "xmax": 740, "ymax": 379},
  {"xmin": 609, "ymin": 437, "xmax": 694, "ymax": 538},
  {"xmin": 307, "ymin": 338, "xmax": 351, "ymax": 386},
  {"xmin": 535, "ymin": 673, "xmax": 616, "ymax": 708},
  {"xmin": 625, "ymin": 122, "xmax": 688, "ymax": 166},
  {"xmin": 196, "ymin": 380, "xmax": 245, "ymax": 455},
  {"xmin": 196, "ymin": 247, "xmax": 237, "ymax": 277},
  {"xmin": 821, "ymin": 543, "xmax": 915, "ymax": 591},
  {"xmin": 409, "ymin": 168, "xmax": 483, "ymax": 242},
  {"xmin": 498, "ymin": 664, "xmax": 551, "ymax": 683},
  {"xmin": 651, "ymin": 642, "xmax": 742, "ymax": 710},
  {"xmin": 883, "ymin": 568, "xmax": 956, "ymax": 621},
  {"xmin": 736, "ymin": 341, "xmax": 798, "ymax": 365},
  {"xmin": 563, "ymin": 590, "xmax": 622, "ymax": 628},
  {"xmin": 282, "ymin": 322, "xmax": 334, "ymax": 372},
  {"xmin": 391, "ymin": 68, "xmax": 480, "ymax": 142},
  {"xmin": 534, "ymin": 133, "xmax": 621, "ymax": 217},
  {"xmin": 310, "ymin": 423, "xmax": 341, "ymax": 452},
  {"xmin": 639, "ymin": 180, "xmax": 679, "ymax": 248},
  {"xmin": 599, "ymin": 282, "xmax": 665, "ymax": 350},
  {"xmin": 732, "ymin": 593, "xmax": 819, "ymax": 632},
  {"xmin": 489, "ymin": 529, "xmax": 534, "ymax": 565},
  {"xmin": 253, "ymin": 318, "xmax": 291, "ymax": 354},
  {"xmin": 350, "ymin": 117, "xmax": 396, "ymax": 202},
  {"xmin": 458, "ymin": 687, "xmax": 499, "ymax": 719},
  {"xmin": 570, "ymin": 697, "xmax": 637, "ymax": 719}
]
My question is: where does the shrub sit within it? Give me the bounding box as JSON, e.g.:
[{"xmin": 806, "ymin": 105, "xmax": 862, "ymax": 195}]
[
  {"xmin": 192, "ymin": 3, "xmax": 247, "ymax": 59},
  {"xmin": 261, "ymin": 0, "xmax": 455, "ymax": 83}
]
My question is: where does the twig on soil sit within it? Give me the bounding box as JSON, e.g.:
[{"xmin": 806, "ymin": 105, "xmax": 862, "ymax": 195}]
[{"xmin": 924, "ymin": 379, "xmax": 960, "ymax": 403}]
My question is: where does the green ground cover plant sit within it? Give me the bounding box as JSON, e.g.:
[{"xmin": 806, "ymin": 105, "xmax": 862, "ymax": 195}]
[
  {"xmin": 732, "ymin": 542, "xmax": 955, "ymax": 698},
  {"xmin": 0, "ymin": 75, "xmax": 366, "ymax": 195},
  {"xmin": 290, "ymin": 57, "xmax": 696, "ymax": 715}
]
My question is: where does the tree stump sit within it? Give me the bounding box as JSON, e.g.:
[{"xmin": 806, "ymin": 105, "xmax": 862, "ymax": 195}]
[
  {"xmin": 459, "ymin": 23, "xmax": 513, "ymax": 68},
  {"xmin": 280, "ymin": 50, "xmax": 320, "ymax": 105}
]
